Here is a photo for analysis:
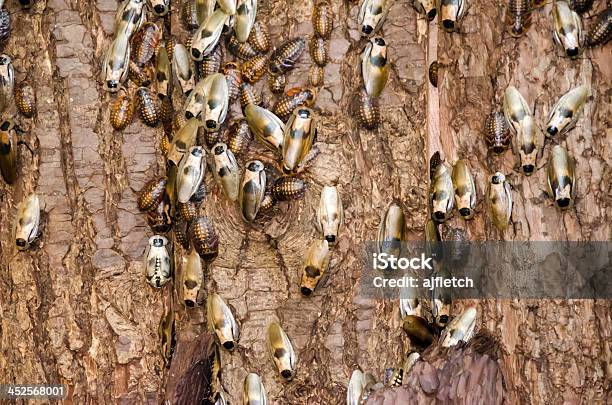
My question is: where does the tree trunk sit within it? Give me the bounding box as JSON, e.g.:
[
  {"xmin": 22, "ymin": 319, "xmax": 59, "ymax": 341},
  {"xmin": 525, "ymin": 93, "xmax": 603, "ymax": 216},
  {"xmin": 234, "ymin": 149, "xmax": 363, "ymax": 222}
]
[{"xmin": 0, "ymin": 1, "xmax": 609, "ymax": 405}]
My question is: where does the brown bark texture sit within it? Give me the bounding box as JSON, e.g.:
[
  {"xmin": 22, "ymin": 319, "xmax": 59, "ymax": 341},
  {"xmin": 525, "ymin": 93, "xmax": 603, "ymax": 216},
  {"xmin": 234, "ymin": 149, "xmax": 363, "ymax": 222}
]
[{"xmin": 0, "ymin": 0, "xmax": 610, "ymax": 405}]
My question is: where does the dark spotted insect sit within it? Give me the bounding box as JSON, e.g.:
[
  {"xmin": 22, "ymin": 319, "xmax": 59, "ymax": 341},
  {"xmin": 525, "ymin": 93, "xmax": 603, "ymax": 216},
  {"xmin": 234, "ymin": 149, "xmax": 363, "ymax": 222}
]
[
  {"xmin": 484, "ymin": 111, "xmax": 511, "ymax": 154},
  {"xmin": 137, "ymin": 177, "xmax": 167, "ymax": 212},
  {"xmin": 222, "ymin": 62, "xmax": 242, "ymax": 102},
  {"xmin": 309, "ymin": 36, "xmax": 328, "ymax": 67},
  {"xmin": 146, "ymin": 196, "xmax": 173, "ymax": 234},
  {"xmin": 428, "ymin": 61, "xmax": 438, "ymax": 87},
  {"xmin": 14, "ymin": 80, "xmax": 36, "ymax": 118},
  {"xmin": 174, "ymin": 220, "xmax": 191, "ymax": 250},
  {"xmin": 309, "ymin": 65, "xmax": 324, "ymax": 87},
  {"xmin": 569, "ymin": 0, "xmax": 593, "ymax": 14},
  {"xmin": 268, "ymin": 74, "xmax": 286, "ymax": 94},
  {"xmin": 227, "ymin": 119, "xmax": 253, "ymax": 156},
  {"xmin": 200, "ymin": 44, "xmax": 224, "ymax": 79},
  {"xmin": 241, "ymin": 54, "xmax": 268, "ymax": 84},
  {"xmin": 507, "ymin": 0, "xmax": 532, "ymax": 37},
  {"xmin": 181, "ymin": 0, "xmax": 201, "ymax": 31},
  {"xmin": 313, "ymin": 1, "xmax": 333, "ymax": 39},
  {"xmin": 268, "ymin": 37, "xmax": 306, "ymax": 76},
  {"xmin": 0, "ymin": 9, "xmax": 10, "ymax": 50},
  {"xmin": 190, "ymin": 216, "xmax": 219, "ymax": 263},
  {"xmin": 159, "ymin": 95, "xmax": 174, "ymax": 137},
  {"xmin": 586, "ymin": 7, "xmax": 612, "ymax": 47},
  {"xmin": 110, "ymin": 87, "xmax": 134, "ymax": 131},
  {"xmin": 429, "ymin": 150, "xmax": 441, "ymax": 181},
  {"xmin": 248, "ymin": 21, "xmax": 271, "ymax": 53},
  {"xmin": 271, "ymin": 177, "xmax": 307, "ymax": 201},
  {"xmin": 199, "ymin": 127, "xmax": 223, "ymax": 149},
  {"xmin": 129, "ymin": 61, "xmax": 154, "ymax": 87},
  {"xmin": 272, "ymin": 87, "xmax": 317, "ymax": 121},
  {"xmin": 227, "ymin": 34, "xmax": 260, "ymax": 60},
  {"xmin": 0, "ymin": 119, "xmax": 18, "ymax": 184},
  {"xmin": 131, "ymin": 22, "xmax": 161, "ymax": 66},
  {"xmin": 136, "ymin": 87, "xmax": 160, "ymax": 127},
  {"xmin": 177, "ymin": 201, "xmax": 198, "ymax": 223},
  {"xmin": 239, "ymin": 82, "xmax": 263, "ymax": 110},
  {"xmin": 160, "ymin": 134, "xmax": 170, "ymax": 156},
  {"xmin": 357, "ymin": 89, "xmax": 380, "ymax": 130},
  {"xmin": 260, "ymin": 192, "xmax": 275, "ymax": 211}
]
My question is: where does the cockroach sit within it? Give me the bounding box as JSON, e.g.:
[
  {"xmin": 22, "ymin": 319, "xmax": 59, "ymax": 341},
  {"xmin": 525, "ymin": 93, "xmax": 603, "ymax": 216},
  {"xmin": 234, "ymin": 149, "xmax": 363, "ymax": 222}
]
[
  {"xmin": 429, "ymin": 151, "xmax": 441, "ymax": 180},
  {"xmin": 241, "ymin": 54, "xmax": 268, "ymax": 84},
  {"xmin": 316, "ymin": 186, "xmax": 343, "ymax": 245},
  {"xmin": 174, "ymin": 220, "xmax": 191, "ymax": 250},
  {"xmin": 243, "ymin": 373, "xmax": 267, "ymax": 405},
  {"xmin": 190, "ymin": 216, "xmax": 218, "ymax": 263},
  {"xmin": 129, "ymin": 60, "xmax": 154, "ymax": 87},
  {"xmin": 155, "ymin": 43, "xmax": 171, "ymax": 98},
  {"xmin": 268, "ymin": 74, "xmax": 286, "ymax": 94},
  {"xmin": 513, "ymin": 115, "xmax": 541, "ymax": 175},
  {"xmin": 310, "ymin": 36, "xmax": 329, "ymax": 67},
  {"xmin": 282, "ymin": 108, "xmax": 317, "ymax": 174},
  {"xmin": 101, "ymin": 34, "xmax": 130, "ymax": 93},
  {"xmin": 430, "ymin": 163, "xmax": 454, "ymax": 222},
  {"xmin": 14, "ymin": 193, "xmax": 40, "ymax": 250},
  {"xmin": 217, "ymin": 0, "xmax": 237, "ymax": 15},
  {"xmin": 268, "ymin": 37, "xmax": 306, "ymax": 76},
  {"xmin": 272, "ymin": 87, "xmax": 317, "ymax": 122},
  {"xmin": 227, "ymin": 119, "xmax": 253, "ymax": 156},
  {"xmin": 221, "ymin": 62, "xmax": 242, "ymax": 102},
  {"xmin": 568, "ymin": 0, "xmax": 593, "ymax": 14},
  {"xmin": 212, "ymin": 142, "xmax": 240, "ymax": 201},
  {"xmin": 177, "ymin": 146, "xmax": 206, "ymax": 203},
  {"xmin": 173, "ymin": 43, "xmax": 195, "ymax": 95},
  {"xmin": 239, "ymin": 82, "xmax": 263, "ymax": 110},
  {"xmin": 146, "ymin": 196, "xmax": 172, "ymax": 234},
  {"xmin": 150, "ymin": 0, "xmax": 170, "ymax": 16},
  {"xmin": 377, "ymin": 202, "xmax": 405, "ymax": 258},
  {"xmin": 177, "ymin": 201, "xmax": 199, "ymax": 223},
  {"xmin": 207, "ymin": 293, "xmax": 240, "ymax": 349},
  {"xmin": 585, "ymin": 8, "xmax": 612, "ymax": 47},
  {"xmin": 428, "ymin": 60, "xmax": 438, "ymax": 87},
  {"xmin": 14, "ymin": 80, "xmax": 36, "ymax": 118},
  {"xmin": 248, "ymin": 21, "xmax": 270, "ymax": 53},
  {"xmin": 488, "ymin": 172, "xmax": 512, "ymax": 231},
  {"xmin": 160, "ymin": 95, "xmax": 174, "ymax": 136},
  {"xmin": 441, "ymin": 306, "xmax": 477, "ymax": 347},
  {"xmin": 190, "ymin": 9, "xmax": 229, "ymax": 61},
  {"xmin": 181, "ymin": 0, "xmax": 201, "ymax": 31},
  {"xmin": 115, "ymin": 0, "xmax": 146, "ymax": 39},
  {"xmin": 200, "ymin": 127, "xmax": 223, "ymax": 149},
  {"xmin": 168, "ymin": 118, "xmax": 199, "ymax": 166},
  {"xmin": 144, "ymin": 235, "xmax": 172, "ymax": 288},
  {"xmin": 137, "ymin": 177, "xmax": 167, "ymax": 212},
  {"xmin": 484, "ymin": 111, "xmax": 511, "ymax": 154},
  {"xmin": 184, "ymin": 79, "xmax": 207, "ymax": 119},
  {"xmin": 136, "ymin": 87, "xmax": 160, "ymax": 127},
  {"xmin": 357, "ymin": 89, "xmax": 380, "ymax": 130},
  {"xmin": 507, "ymin": 0, "xmax": 531, "ymax": 37},
  {"xmin": 271, "ymin": 176, "xmax": 306, "ymax": 201},
  {"xmin": 201, "ymin": 73, "xmax": 229, "ymax": 132},
  {"xmin": 361, "ymin": 37, "xmax": 389, "ymax": 98},
  {"xmin": 431, "ymin": 264, "xmax": 452, "ymax": 327},
  {"xmin": 358, "ymin": 0, "xmax": 392, "ymax": 37},
  {"xmin": 245, "ymin": 104, "xmax": 285, "ymax": 152},
  {"xmin": 412, "ymin": 0, "xmax": 437, "ymax": 21},
  {"xmin": 439, "ymin": 0, "xmax": 466, "ymax": 33},
  {"xmin": 110, "ymin": 87, "xmax": 134, "ymax": 131},
  {"xmin": 545, "ymin": 85, "xmax": 589, "ymax": 137},
  {"xmin": 239, "ymin": 160, "xmax": 266, "ymax": 222},
  {"xmin": 347, "ymin": 371, "xmax": 375, "ymax": 405},
  {"xmin": 0, "ymin": 9, "xmax": 11, "ymax": 47},
  {"xmin": 267, "ymin": 322, "xmax": 297, "ymax": 380},
  {"xmin": 552, "ymin": 0, "xmax": 583, "ymax": 58},
  {"xmin": 0, "ymin": 119, "xmax": 18, "ymax": 184},
  {"xmin": 227, "ymin": 34, "xmax": 260, "ymax": 60},
  {"xmin": 313, "ymin": 1, "xmax": 333, "ymax": 39},
  {"xmin": 131, "ymin": 22, "xmax": 161, "ymax": 66},
  {"xmin": 402, "ymin": 312, "xmax": 434, "ymax": 348},
  {"xmin": 309, "ymin": 65, "xmax": 324, "ymax": 87},
  {"xmin": 200, "ymin": 44, "xmax": 224, "ymax": 78},
  {"xmin": 183, "ymin": 250, "xmax": 203, "ymax": 307},
  {"xmin": 503, "ymin": 85, "xmax": 530, "ymax": 134},
  {"xmin": 547, "ymin": 145, "xmax": 576, "ymax": 210},
  {"xmin": 451, "ymin": 160, "xmax": 476, "ymax": 219},
  {"xmin": 235, "ymin": 0, "xmax": 258, "ymax": 42},
  {"xmin": 300, "ymin": 239, "xmax": 330, "ymax": 296}
]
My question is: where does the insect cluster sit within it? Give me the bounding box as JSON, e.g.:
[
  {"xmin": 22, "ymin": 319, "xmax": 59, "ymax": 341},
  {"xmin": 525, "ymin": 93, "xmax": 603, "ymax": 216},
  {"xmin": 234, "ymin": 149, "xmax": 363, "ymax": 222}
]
[{"xmin": 309, "ymin": 1, "xmax": 333, "ymax": 88}]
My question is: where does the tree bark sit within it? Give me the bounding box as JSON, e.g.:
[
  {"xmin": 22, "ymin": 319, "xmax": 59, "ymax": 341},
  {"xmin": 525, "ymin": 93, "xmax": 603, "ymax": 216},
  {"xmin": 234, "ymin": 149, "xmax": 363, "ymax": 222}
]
[{"xmin": 0, "ymin": 1, "xmax": 609, "ymax": 405}]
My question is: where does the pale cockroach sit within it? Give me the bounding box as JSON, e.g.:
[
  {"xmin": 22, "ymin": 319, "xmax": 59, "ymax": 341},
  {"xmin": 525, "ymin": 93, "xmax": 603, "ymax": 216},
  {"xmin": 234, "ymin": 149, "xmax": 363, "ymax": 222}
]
[
  {"xmin": 357, "ymin": 89, "xmax": 380, "ymax": 130},
  {"xmin": 239, "ymin": 82, "xmax": 263, "ymax": 110},
  {"xmin": 430, "ymin": 163, "xmax": 454, "ymax": 222},
  {"xmin": 114, "ymin": 0, "xmax": 146, "ymax": 39},
  {"xmin": 190, "ymin": 216, "xmax": 219, "ymax": 263},
  {"xmin": 241, "ymin": 53, "xmax": 268, "ymax": 84},
  {"xmin": 184, "ymin": 78, "xmax": 208, "ymax": 119},
  {"xmin": 146, "ymin": 197, "xmax": 172, "ymax": 234},
  {"xmin": 512, "ymin": 115, "xmax": 541, "ymax": 175},
  {"xmin": 158, "ymin": 299, "xmax": 176, "ymax": 367},
  {"xmin": 438, "ymin": 0, "xmax": 466, "ymax": 33},
  {"xmin": 347, "ymin": 370, "xmax": 373, "ymax": 405},
  {"xmin": 272, "ymin": 87, "xmax": 317, "ymax": 122},
  {"xmin": 239, "ymin": 160, "xmax": 266, "ymax": 222},
  {"xmin": 585, "ymin": 8, "xmax": 612, "ymax": 47},
  {"xmin": 0, "ymin": 119, "xmax": 18, "ymax": 184},
  {"xmin": 545, "ymin": 85, "xmax": 589, "ymax": 138},
  {"xmin": 168, "ymin": 117, "xmax": 199, "ymax": 166},
  {"xmin": 149, "ymin": 0, "xmax": 170, "ymax": 16},
  {"xmin": 268, "ymin": 37, "xmax": 306, "ymax": 76},
  {"xmin": 201, "ymin": 72, "xmax": 229, "ymax": 132},
  {"xmin": 309, "ymin": 65, "xmax": 324, "ymax": 87},
  {"xmin": 14, "ymin": 80, "xmax": 36, "ymax": 118},
  {"xmin": 212, "ymin": 142, "xmax": 240, "ymax": 201},
  {"xmin": 268, "ymin": 73, "xmax": 287, "ymax": 94},
  {"xmin": 431, "ymin": 264, "xmax": 452, "ymax": 327},
  {"xmin": 361, "ymin": 37, "xmax": 389, "ymax": 99},
  {"xmin": 441, "ymin": 306, "xmax": 477, "ymax": 347},
  {"xmin": 173, "ymin": 43, "xmax": 195, "ymax": 95},
  {"xmin": 190, "ymin": 9, "xmax": 229, "ymax": 61},
  {"xmin": 503, "ymin": 85, "xmax": 531, "ymax": 135},
  {"xmin": 552, "ymin": 0, "xmax": 583, "ymax": 58},
  {"xmin": 200, "ymin": 44, "xmax": 224, "ymax": 78},
  {"xmin": 137, "ymin": 177, "xmax": 167, "ymax": 212},
  {"xmin": 310, "ymin": 36, "xmax": 329, "ymax": 67},
  {"xmin": 207, "ymin": 292, "xmax": 240, "ymax": 350},
  {"xmin": 377, "ymin": 202, "xmax": 405, "ymax": 258},
  {"xmin": 271, "ymin": 176, "xmax": 306, "ymax": 201},
  {"xmin": 221, "ymin": 62, "xmax": 242, "ymax": 102},
  {"xmin": 110, "ymin": 87, "xmax": 134, "ymax": 131},
  {"xmin": 0, "ymin": 9, "xmax": 10, "ymax": 47},
  {"xmin": 451, "ymin": 159, "xmax": 476, "ymax": 219},
  {"xmin": 313, "ymin": 1, "xmax": 333, "ymax": 39},
  {"xmin": 484, "ymin": 111, "xmax": 511, "ymax": 154},
  {"xmin": 243, "ymin": 373, "xmax": 267, "ymax": 405},
  {"xmin": 282, "ymin": 107, "xmax": 317, "ymax": 174},
  {"xmin": 547, "ymin": 144, "xmax": 576, "ymax": 210},
  {"xmin": 507, "ymin": 0, "xmax": 531, "ymax": 37},
  {"xmin": 217, "ymin": 0, "xmax": 237, "ymax": 15},
  {"xmin": 267, "ymin": 322, "xmax": 297, "ymax": 380},
  {"xmin": 131, "ymin": 22, "xmax": 161, "ymax": 67},
  {"xmin": 155, "ymin": 43, "xmax": 171, "ymax": 97},
  {"xmin": 316, "ymin": 186, "xmax": 344, "ymax": 245},
  {"xmin": 568, "ymin": 0, "xmax": 593, "ymax": 14},
  {"xmin": 177, "ymin": 146, "xmax": 206, "ymax": 203},
  {"xmin": 227, "ymin": 118, "xmax": 253, "ymax": 156},
  {"xmin": 235, "ymin": 0, "xmax": 257, "ymax": 42},
  {"xmin": 144, "ymin": 235, "xmax": 172, "ymax": 288},
  {"xmin": 358, "ymin": 0, "xmax": 392, "ymax": 37},
  {"xmin": 244, "ymin": 104, "xmax": 285, "ymax": 153},
  {"xmin": 14, "ymin": 193, "xmax": 40, "ymax": 250},
  {"xmin": 128, "ymin": 60, "xmax": 154, "ymax": 87},
  {"xmin": 227, "ymin": 33, "xmax": 260, "ymax": 60},
  {"xmin": 428, "ymin": 60, "xmax": 438, "ymax": 87},
  {"xmin": 196, "ymin": 0, "xmax": 217, "ymax": 26},
  {"xmin": 424, "ymin": 219, "xmax": 441, "ymax": 261},
  {"xmin": 248, "ymin": 21, "xmax": 270, "ymax": 53},
  {"xmin": 412, "ymin": 0, "xmax": 437, "ymax": 21},
  {"xmin": 136, "ymin": 87, "xmax": 160, "ymax": 127},
  {"xmin": 488, "ymin": 171, "xmax": 512, "ymax": 231},
  {"xmin": 300, "ymin": 239, "xmax": 331, "ymax": 296},
  {"xmin": 101, "ymin": 34, "xmax": 130, "ymax": 92}
]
